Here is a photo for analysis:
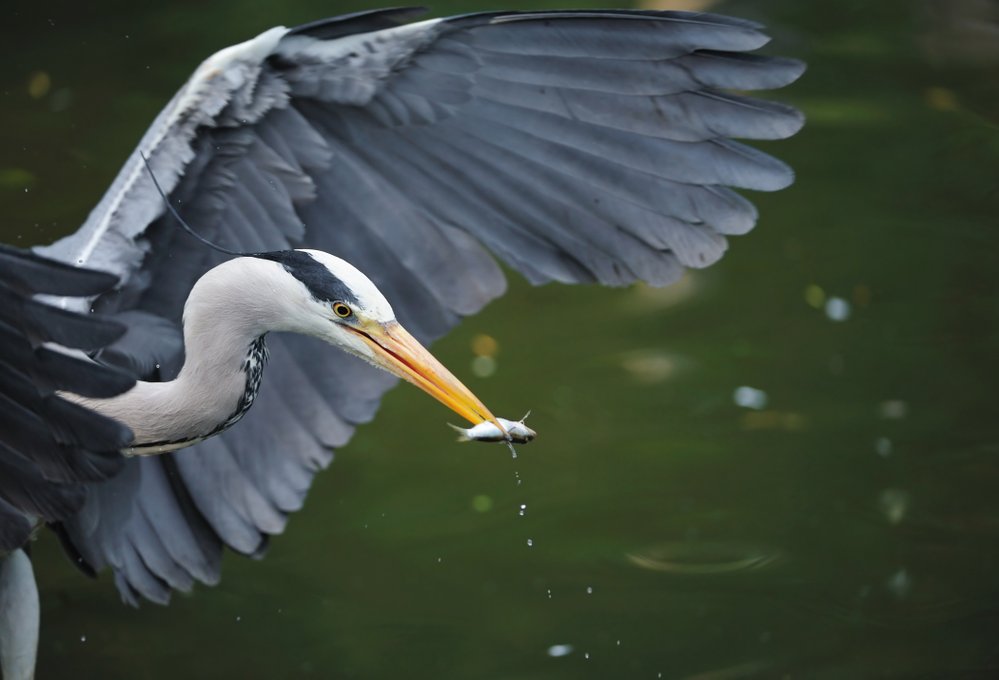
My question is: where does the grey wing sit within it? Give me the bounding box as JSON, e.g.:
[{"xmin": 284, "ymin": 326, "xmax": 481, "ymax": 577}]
[
  {"xmin": 0, "ymin": 245, "xmax": 134, "ymax": 554},
  {"xmin": 39, "ymin": 8, "xmax": 803, "ymax": 602}
]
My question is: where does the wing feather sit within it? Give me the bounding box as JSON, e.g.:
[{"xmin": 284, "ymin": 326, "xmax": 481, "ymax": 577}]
[
  {"xmin": 0, "ymin": 246, "xmax": 133, "ymax": 554},
  {"xmin": 36, "ymin": 8, "xmax": 803, "ymax": 601}
]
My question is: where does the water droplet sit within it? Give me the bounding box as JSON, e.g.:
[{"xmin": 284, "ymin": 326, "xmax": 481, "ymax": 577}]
[
  {"xmin": 824, "ymin": 296, "xmax": 851, "ymax": 322},
  {"xmin": 586, "ymin": 586, "xmax": 593, "ymax": 595},
  {"xmin": 437, "ymin": 557, "xmax": 443, "ymax": 563},
  {"xmin": 733, "ymin": 386, "xmax": 767, "ymax": 410},
  {"xmin": 875, "ymin": 437, "xmax": 893, "ymax": 456},
  {"xmin": 616, "ymin": 639, "xmax": 621, "ymax": 646},
  {"xmin": 527, "ymin": 538, "xmax": 533, "ymax": 547},
  {"xmin": 519, "ymin": 503, "xmax": 527, "ymax": 516},
  {"xmin": 546, "ymin": 644, "xmax": 573, "ymax": 657},
  {"xmin": 80, "ymin": 635, "xmax": 86, "ymax": 642},
  {"xmin": 547, "ymin": 588, "xmax": 552, "ymax": 599},
  {"xmin": 235, "ymin": 616, "xmax": 241, "ymax": 622},
  {"xmin": 584, "ymin": 652, "xmax": 590, "ymax": 660}
]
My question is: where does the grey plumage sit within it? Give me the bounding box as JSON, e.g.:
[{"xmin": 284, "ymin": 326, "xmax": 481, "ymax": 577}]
[
  {"xmin": 0, "ymin": 245, "xmax": 136, "ymax": 679},
  {"xmin": 26, "ymin": 7, "xmax": 803, "ymax": 604},
  {"xmin": 0, "ymin": 245, "xmax": 135, "ymax": 553}
]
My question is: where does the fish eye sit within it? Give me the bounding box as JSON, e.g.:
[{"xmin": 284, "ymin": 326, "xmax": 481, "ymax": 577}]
[{"xmin": 332, "ymin": 302, "xmax": 353, "ymax": 319}]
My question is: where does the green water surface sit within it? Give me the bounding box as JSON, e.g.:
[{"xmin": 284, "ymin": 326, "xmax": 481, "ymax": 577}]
[{"xmin": 3, "ymin": 0, "xmax": 999, "ymax": 677}]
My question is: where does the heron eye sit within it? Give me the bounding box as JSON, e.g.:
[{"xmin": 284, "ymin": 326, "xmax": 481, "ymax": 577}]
[{"xmin": 332, "ymin": 302, "xmax": 353, "ymax": 319}]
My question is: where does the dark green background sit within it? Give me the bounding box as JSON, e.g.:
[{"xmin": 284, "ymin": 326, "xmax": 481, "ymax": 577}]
[{"xmin": 3, "ymin": 0, "xmax": 999, "ymax": 677}]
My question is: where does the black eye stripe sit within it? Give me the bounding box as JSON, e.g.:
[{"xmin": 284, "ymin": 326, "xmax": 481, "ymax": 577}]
[{"xmin": 252, "ymin": 250, "xmax": 359, "ymax": 305}]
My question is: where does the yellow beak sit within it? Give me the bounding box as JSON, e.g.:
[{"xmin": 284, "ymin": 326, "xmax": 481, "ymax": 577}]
[{"xmin": 347, "ymin": 320, "xmax": 499, "ymax": 428}]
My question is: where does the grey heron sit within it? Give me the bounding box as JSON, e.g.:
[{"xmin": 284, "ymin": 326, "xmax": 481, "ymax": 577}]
[{"xmin": 0, "ymin": 7, "xmax": 803, "ymax": 677}]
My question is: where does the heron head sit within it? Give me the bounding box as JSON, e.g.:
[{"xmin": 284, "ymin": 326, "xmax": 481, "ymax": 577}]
[{"xmin": 253, "ymin": 249, "xmax": 496, "ymax": 427}]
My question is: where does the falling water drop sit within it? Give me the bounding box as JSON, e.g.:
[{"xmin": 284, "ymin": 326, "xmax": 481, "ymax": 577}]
[
  {"xmin": 546, "ymin": 644, "xmax": 573, "ymax": 657},
  {"xmin": 80, "ymin": 635, "xmax": 86, "ymax": 643},
  {"xmin": 527, "ymin": 538, "xmax": 533, "ymax": 547},
  {"xmin": 586, "ymin": 586, "xmax": 593, "ymax": 595},
  {"xmin": 519, "ymin": 503, "xmax": 527, "ymax": 517},
  {"xmin": 506, "ymin": 441, "xmax": 518, "ymax": 459}
]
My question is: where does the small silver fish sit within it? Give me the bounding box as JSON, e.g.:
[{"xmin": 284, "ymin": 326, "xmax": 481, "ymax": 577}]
[{"xmin": 449, "ymin": 412, "xmax": 536, "ymax": 444}]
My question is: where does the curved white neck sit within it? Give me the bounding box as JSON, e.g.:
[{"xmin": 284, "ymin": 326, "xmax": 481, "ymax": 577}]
[{"xmin": 74, "ymin": 258, "xmax": 300, "ymax": 454}]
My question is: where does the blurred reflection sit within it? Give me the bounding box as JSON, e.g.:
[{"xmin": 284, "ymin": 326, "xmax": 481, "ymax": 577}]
[
  {"xmin": 470, "ymin": 355, "xmax": 496, "ymax": 378},
  {"xmin": 805, "ymin": 285, "xmax": 853, "ymax": 321},
  {"xmin": 922, "ymin": 0, "xmax": 999, "ymax": 65},
  {"xmin": 740, "ymin": 410, "xmax": 806, "ymax": 431},
  {"xmin": 0, "ymin": 168, "xmax": 35, "ymax": 191},
  {"xmin": 27, "ymin": 71, "xmax": 50, "ymax": 98},
  {"xmin": 878, "ymin": 488, "xmax": 910, "ymax": 525},
  {"xmin": 804, "ymin": 284, "xmax": 826, "ymax": 309},
  {"xmin": 681, "ymin": 660, "xmax": 774, "ymax": 680},
  {"xmin": 852, "ymin": 284, "xmax": 872, "ymax": 307},
  {"xmin": 879, "ymin": 400, "xmax": 908, "ymax": 419},
  {"xmin": 638, "ymin": 0, "xmax": 720, "ymax": 10},
  {"xmin": 471, "ymin": 495, "xmax": 493, "ymax": 512},
  {"xmin": 886, "ymin": 568, "xmax": 913, "ymax": 600},
  {"xmin": 620, "ymin": 349, "xmax": 688, "ymax": 383},
  {"xmin": 626, "ymin": 273, "xmax": 699, "ymax": 312},
  {"xmin": 627, "ymin": 542, "xmax": 782, "ymax": 575},
  {"xmin": 470, "ymin": 333, "xmax": 498, "ymax": 377},
  {"xmin": 824, "ymin": 296, "xmax": 851, "ymax": 322},
  {"xmin": 733, "ymin": 386, "xmax": 768, "ymax": 410},
  {"xmin": 921, "ymin": 0, "xmax": 999, "ymax": 122}
]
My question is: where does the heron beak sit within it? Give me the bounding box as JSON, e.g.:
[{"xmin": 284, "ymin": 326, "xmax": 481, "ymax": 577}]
[{"xmin": 349, "ymin": 321, "xmax": 498, "ymax": 427}]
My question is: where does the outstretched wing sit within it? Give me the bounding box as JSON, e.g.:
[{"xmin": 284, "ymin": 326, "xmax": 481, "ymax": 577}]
[
  {"xmin": 0, "ymin": 245, "xmax": 134, "ymax": 554},
  {"xmin": 39, "ymin": 7, "xmax": 804, "ymax": 603}
]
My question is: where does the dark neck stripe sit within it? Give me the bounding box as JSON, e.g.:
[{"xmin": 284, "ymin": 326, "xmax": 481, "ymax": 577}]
[{"xmin": 252, "ymin": 250, "xmax": 358, "ymax": 304}]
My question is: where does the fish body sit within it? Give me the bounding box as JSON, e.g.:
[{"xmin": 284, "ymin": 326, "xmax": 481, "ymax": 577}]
[{"xmin": 449, "ymin": 414, "xmax": 536, "ymax": 444}]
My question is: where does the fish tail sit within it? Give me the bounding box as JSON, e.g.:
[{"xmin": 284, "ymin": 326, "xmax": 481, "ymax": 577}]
[{"xmin": 447, "ymin": 423, "xmax": 471, "ymax": 442}]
